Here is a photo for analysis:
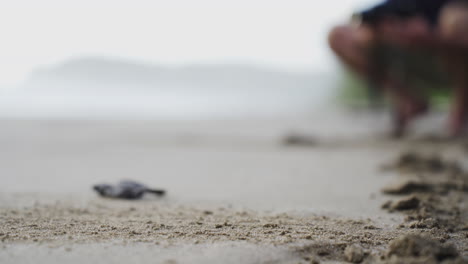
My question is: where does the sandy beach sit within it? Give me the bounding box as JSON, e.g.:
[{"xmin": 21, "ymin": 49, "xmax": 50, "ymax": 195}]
[
  {"xmin": 0, "ymin": 115, "xmax": 467, "ymax": 263},
  {"xmin": 4, "ymin": 0, "xmax": 468, "ymax": 262}
]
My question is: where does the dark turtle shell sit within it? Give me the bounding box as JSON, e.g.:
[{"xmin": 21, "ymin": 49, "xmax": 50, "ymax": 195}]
[{"xmin": 93, "ymin": 180, "xmax": 165, "ymax": 200}]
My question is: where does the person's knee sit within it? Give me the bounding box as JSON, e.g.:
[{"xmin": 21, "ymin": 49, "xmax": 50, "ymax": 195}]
[
  {"xmin": 328, "ymin": 24, "xmax": 375, "ymax": 52},
  {"xmin": 328, "ymin": 25, "xmax": 348, "ymax": 52},
  {"xmin": 439, "ymin": 2, "xmax": 468, "ymax": 41}
]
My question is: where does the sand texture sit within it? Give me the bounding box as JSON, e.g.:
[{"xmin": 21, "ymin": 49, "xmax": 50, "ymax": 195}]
[{"xmin": 0, "ymin": 118, "xmax": 467, "ymax": 263}]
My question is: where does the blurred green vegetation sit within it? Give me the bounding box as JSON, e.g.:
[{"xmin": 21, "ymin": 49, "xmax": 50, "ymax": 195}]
[
  {"xmin": 336, "ymin": 69, "xmax": 373, "ymax": 108},
  {"xmin": 336, "ymin": 68, "xmax": 451, "ymax": 110}
]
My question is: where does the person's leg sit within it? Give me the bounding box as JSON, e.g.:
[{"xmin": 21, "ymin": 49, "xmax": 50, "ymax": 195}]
[
  {"xmin": 442, "ymin": 52, "xmax": 468, "ymax": 136},
  {"xmin": 373, "ymin": 18, "xmax": 437, "ymax": 136},
  {"xmin": 438, "ymin": 2, "xmax": 468, "ymax": 136},
  {"xmin": 328, "ymin": 24, "xmax": 375, "ymax": 77},
  {"xmin": 380, "ymin": 77, "xmax": 429, "ymax": 137},
  {"xmin": 329, "ymin": 24, "xmax": 427, "ymax": 136},
  {"xmin": 449, "ymin": 73, "xmax": 468, "ymax": 136},
  {"xmin": 329, "ymin": 24, "xmax": 428, "ymax": 136}
]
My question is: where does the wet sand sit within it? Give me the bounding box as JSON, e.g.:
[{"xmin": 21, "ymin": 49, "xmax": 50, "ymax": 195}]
[{"xmin": 0, "ymin": 116, "xmax": 467, "ymax": 263}]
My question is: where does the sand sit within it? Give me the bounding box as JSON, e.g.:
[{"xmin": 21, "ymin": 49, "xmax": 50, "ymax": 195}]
[{"xmin": 0, "ymin": 115, "xmax": 467, "ymax": 263}]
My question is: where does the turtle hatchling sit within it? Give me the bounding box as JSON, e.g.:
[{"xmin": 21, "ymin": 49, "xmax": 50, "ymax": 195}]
[{"xmin": 93, "ymin": 180, "xmax": 166, "ymax": 200}]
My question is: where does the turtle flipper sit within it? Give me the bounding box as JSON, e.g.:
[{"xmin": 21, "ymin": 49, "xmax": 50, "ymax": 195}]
[{"xmin": 145, "ymin": 189, "xmax": 166, "ymax": 196}]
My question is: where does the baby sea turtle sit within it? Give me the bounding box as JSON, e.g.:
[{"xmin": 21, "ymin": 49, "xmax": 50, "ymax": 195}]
[{"xmin": 93, "ymin": 180, "xmax": 166, "ymax": 200}]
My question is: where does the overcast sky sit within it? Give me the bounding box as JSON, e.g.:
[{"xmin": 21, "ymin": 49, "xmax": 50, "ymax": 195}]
[{"xmin": 0, "ymin": 0, "xmax": 377, "ymax": 88}]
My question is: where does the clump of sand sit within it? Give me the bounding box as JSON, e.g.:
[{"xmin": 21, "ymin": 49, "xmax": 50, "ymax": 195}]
[
  {"xmin": 384, "ymin": 235, "xmax": 460, "ymax": 263},
  {"xmin": 381, "ymin": 152, "xmax": 468, "ymax": 231},
  {"xmin": 344, "ymin": 244, "xmax": 366, "ymax": 263},
  {"xmin": 375, "ymin": 151, "xmax": 468, "ymax": 264}
]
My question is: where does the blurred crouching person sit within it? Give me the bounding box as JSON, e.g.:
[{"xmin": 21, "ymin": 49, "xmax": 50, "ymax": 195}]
[{"xmin": 328, "ymin": 0, "xmax": 468, "ymax": 137}]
